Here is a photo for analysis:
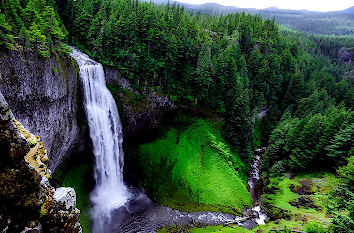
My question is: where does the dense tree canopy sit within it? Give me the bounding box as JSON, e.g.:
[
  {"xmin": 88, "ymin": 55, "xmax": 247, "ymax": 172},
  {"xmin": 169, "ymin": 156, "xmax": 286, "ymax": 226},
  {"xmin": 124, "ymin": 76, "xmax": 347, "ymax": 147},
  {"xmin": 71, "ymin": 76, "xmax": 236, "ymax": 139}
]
[
  {"xmin": 0, "ymin": 0, "xmax": 353, "ymax": 230},
  {"xmin": 0, "ymin": 0, "xmax": 67, "ymax": 56},
  {"xmin": 1, "ymin": 0, "xmax": 353, "ymax": 168},
  {"xmin": 53, "ymin": 0, "xmax": 354, "ymax": 160}
]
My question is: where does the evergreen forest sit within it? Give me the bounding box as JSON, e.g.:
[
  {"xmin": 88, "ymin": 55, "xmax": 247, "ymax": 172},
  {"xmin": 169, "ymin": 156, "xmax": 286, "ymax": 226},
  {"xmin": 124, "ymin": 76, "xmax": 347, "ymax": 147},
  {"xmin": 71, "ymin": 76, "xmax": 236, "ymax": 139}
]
[{"xmin": 0, "ymin": 0, "xmax": 353, "ymax": 232}]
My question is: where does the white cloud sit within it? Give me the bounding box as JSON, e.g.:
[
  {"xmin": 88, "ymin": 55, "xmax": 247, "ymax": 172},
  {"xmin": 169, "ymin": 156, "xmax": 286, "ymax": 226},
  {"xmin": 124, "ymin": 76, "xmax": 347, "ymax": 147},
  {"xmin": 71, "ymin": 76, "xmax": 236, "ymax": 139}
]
[{"xmin": 177, "ymin": 0, "xmax": 354, "ymax": 12}]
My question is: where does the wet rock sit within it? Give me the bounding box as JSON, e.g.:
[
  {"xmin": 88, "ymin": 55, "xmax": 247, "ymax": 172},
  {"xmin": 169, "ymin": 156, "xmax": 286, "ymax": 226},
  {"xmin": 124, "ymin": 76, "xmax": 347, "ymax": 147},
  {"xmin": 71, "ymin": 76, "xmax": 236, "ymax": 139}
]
[
  {"xmin": 262, "ymin": 201, "xmax": 291, "ymax": 221},
  {"xmin": 289, "ymin": 184, "xmax": 296, "ymax": 193},
  {"xmin": 290, "ymin": 180, "xmax": 315, "ymax": 195},
  {"xmin": 53, "ymin": 188, "xmax": 77, "ymax": 211},
  {"xmin": 20, "ymin": 221, "xmax": 42, "ymax": 233},
  {"xmin": 0, "ymin": 216, "xmax": 11, "ymax": 233}
]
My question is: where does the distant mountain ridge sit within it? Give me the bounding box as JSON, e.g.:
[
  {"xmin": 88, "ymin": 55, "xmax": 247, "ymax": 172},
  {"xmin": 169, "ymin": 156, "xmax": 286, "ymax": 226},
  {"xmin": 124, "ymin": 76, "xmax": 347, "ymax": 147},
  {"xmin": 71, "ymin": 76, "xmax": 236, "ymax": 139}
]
[
  {"xmin": 341, "ymin": 6, "xmax": 354, "ymax": 13},
  {"xmin": 141, "ymin": 0, "xmax": 354, "ymax": 36}
]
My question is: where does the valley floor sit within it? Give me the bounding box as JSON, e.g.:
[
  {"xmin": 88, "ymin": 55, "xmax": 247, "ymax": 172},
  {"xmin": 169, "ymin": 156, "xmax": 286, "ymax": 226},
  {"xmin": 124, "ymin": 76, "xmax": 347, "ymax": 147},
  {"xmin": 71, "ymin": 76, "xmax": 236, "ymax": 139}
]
[{"xmin": 158, "ymin": 173, "xmax": 334, "ymax": 232}]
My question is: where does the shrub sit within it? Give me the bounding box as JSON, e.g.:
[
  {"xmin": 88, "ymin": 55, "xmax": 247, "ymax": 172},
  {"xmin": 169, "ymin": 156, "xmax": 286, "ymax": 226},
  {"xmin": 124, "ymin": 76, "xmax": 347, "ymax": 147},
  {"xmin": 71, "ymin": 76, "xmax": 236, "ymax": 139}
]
[
  {"xmin": 270, "ymin": 160, "xmax": 287, "ymax": 177},
  {"xmin": 330, "ymin": 214, "xmax": 354, "ymax": 233},
  {"xmin": 52, "ymin": 66, "xmax": 58, "ymax": 75},
  {"xmin": 305, "ymin": 220, "xmax": 325, "ymax": 233},
  {"xmin": 282, "ymin": 226, "xmax": 292, "ymax": 233}
]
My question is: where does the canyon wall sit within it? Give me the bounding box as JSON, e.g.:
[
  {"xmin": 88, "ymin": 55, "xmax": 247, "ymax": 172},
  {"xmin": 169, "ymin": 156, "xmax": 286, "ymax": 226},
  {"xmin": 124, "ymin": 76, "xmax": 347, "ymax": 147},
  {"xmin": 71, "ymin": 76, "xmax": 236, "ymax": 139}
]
[
  {"xmin": 105, "ymin": 67, "xmax": 175, "ymax": 140},
  {"xmin": 0, "ymin": 49, "xmax": 85, "ymax": 170},
  {"xmin": 0, "ymin": 48, "xmax": 174, "ymax": 170}
]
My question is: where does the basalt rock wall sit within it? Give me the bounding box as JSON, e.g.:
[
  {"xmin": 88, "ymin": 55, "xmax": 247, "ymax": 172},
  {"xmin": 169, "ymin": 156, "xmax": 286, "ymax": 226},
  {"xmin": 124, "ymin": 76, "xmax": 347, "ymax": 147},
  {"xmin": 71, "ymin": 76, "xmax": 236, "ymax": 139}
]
[{"xmin": 0, "ymin": 49, "xmax": 85, "ymax": 170}]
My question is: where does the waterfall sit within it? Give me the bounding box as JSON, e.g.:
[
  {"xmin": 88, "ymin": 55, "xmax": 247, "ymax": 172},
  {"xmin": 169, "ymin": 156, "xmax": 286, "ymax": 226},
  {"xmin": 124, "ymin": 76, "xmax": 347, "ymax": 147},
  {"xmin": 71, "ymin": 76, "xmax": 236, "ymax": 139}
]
[{"xmin": 70, "ymin": 48, "xmax": 130, "ymax": 231}]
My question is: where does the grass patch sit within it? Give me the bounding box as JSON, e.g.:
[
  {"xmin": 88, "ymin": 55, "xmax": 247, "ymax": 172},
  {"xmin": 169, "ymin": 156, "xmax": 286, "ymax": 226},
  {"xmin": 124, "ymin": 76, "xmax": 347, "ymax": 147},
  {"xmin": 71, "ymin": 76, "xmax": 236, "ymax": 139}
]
[
  {"xmin": 139, "ymin": 118, "xmax": 252, "ymax": 214},
  {"xmin": 186, "ymin": 173, "xmax": 334, "ymax": 232},
  {"xmin": 190, "ymin": 225, "xmax": 253, "ymax": 233},
  {"xmin": 253, "ymin": 219, "xmax": 304, "ymax": 232},
  {"xmin": 62, "ymin": 163, "xmax": 92, "ymax": 233},
  {"xmin": 268, "ymin": 173, "xmax": 334, "ymax": 219},
  {"xmin": 270, "ymin": 177, "xmax": 300, "ymax": 211}
]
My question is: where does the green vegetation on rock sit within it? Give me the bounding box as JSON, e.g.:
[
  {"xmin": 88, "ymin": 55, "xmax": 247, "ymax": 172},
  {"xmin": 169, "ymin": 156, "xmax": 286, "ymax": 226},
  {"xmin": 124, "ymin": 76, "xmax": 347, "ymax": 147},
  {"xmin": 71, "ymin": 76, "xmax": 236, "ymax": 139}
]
[
  {"xmin": 139, "ymin": 119, "xmax": 252, "ymax": 214},
  {"xmin": 61, "ymin": 163, "xmax": 92, "ymax": 233}
]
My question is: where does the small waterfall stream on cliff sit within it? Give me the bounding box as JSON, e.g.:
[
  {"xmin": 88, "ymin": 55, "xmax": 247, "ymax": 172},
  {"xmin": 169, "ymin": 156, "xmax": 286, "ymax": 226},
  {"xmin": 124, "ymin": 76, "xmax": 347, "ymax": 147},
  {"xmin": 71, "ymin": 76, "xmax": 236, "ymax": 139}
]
[
  {"xmin": 70, "ymin": 48, "xmax": 130, "ymax": 232},
  {"xmin": 248, "ymin": 147, "xmax": 267, "ymax": 225}
]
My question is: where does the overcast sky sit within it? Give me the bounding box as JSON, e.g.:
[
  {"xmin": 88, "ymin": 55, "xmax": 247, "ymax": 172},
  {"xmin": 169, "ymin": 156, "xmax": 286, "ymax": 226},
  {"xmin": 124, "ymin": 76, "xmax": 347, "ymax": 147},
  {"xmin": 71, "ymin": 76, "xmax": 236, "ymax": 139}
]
[{"xmin": 177, "ymin": 0, "xmax": 353, "ymax": 12}]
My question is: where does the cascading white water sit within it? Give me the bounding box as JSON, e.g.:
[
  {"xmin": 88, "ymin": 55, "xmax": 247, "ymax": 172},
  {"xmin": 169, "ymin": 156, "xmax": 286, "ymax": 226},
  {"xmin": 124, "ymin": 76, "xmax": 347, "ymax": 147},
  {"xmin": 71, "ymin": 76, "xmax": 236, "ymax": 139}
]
[
  {"xmin": 70, "ymin": 48, "xmax": 130, "ymax": 231},
  {"xmin": 248, "ymin": 147, "xmax": 267, "ymax": 225}
]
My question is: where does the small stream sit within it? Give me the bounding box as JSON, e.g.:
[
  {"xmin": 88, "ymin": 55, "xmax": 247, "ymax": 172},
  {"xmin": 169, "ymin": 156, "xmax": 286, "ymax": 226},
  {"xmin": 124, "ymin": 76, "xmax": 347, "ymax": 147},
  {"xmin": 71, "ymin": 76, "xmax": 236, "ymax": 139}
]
[{"xmin": 103, "ymin": 147, "xmax": 267, "ymax": 232}]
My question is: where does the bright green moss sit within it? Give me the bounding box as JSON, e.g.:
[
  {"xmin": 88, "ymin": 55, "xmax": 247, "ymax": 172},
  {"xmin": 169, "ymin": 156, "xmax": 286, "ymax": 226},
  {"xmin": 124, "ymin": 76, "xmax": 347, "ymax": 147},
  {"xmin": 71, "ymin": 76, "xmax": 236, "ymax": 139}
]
[
  {"xmin": 268, "ymin": 173, "xmax": 334, "ymax": 219},
  {"xmin": 55, "ymin": 54, "xmax": 69, "ymax": 93},
  {"xmin": 63, "ymin": 164, "xmax": 92, "ymax": 233},
  {"xmin": 187, "ymin": 173, "xmax": 334, "ymax": 233},
  {"xmin": 139, "ymin": 119, "xmax": 252, "ymax": 214},
  {"xmin": 52, "ymin": 66, "xmax": 58, "ymax": 75}
]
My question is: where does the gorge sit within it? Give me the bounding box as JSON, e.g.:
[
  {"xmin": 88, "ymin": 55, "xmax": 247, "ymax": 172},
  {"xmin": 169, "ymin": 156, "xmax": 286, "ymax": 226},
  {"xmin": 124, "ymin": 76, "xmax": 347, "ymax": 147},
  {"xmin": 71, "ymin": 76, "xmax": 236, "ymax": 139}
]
[
  {"xmin": 0, "ymin": 0, "xmax": 353, "ymax": 232},
  {"xmin": 70, "ymin": 48, "xmax": 268, "ymax": 232}
]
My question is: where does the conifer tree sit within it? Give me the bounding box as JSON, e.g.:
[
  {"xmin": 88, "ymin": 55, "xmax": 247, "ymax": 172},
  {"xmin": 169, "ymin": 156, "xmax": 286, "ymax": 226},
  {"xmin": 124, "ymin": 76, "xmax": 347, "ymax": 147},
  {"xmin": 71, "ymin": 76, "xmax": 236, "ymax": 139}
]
[{"xmin": 0, "ymin": 12, "xmax": 14, "ymax": 48}]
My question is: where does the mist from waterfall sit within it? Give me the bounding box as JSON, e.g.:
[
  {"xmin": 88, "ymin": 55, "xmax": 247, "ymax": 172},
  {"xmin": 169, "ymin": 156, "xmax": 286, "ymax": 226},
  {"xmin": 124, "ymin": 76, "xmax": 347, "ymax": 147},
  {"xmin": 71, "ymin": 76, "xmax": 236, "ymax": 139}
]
[{"xmin": 70, "ymin": 48, "xmax": 130, "ymax": 232}]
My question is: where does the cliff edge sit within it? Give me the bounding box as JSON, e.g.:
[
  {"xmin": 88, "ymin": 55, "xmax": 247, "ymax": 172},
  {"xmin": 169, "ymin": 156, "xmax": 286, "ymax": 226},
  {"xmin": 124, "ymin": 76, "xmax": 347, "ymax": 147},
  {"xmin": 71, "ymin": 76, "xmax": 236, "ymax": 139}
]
[{"xmin": 0, "ymin": 91, "xmax": 82, "ymax": 232}]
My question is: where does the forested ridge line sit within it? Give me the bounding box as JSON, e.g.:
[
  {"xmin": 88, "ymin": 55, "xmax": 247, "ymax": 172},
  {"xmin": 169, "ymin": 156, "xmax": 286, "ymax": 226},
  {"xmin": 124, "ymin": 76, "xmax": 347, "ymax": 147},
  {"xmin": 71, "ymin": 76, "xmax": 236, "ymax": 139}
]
[
  {"xmin": 1, "ymin": 0, "xmax": 353, "ymax": 162},
  {"xmin": 56, "ymin": 0, "xmax": 353, "ymax": 152}
]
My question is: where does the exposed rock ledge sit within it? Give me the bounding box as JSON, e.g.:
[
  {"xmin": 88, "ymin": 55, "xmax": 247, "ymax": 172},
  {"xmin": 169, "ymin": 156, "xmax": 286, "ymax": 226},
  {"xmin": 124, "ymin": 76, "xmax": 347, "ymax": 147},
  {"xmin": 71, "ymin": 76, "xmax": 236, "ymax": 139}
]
[{"xmin": 0, "ymin": 91, "xmax": 82, "ymax": 233}]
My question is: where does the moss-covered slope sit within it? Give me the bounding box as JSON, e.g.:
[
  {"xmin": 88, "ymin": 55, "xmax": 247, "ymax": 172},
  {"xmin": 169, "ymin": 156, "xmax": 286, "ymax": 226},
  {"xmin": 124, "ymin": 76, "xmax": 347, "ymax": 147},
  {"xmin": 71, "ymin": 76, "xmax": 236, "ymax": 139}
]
[{"xmin": 139, "ymin": 119, "xmax": 252, "ymax": 214}]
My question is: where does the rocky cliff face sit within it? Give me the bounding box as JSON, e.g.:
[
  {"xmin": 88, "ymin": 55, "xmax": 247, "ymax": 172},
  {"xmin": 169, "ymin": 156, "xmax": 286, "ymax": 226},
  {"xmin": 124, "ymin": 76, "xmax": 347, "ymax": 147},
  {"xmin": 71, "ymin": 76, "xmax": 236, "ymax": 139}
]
[
  {"xmin": 338, "ymin": 47, "xmax": 354, "ymax": 64},
  {"xmin": 105, "ymin": 67, "xmax": 175, "ymax": 139},
  {"xmin": 0, "ymin": 49, "xmax": 85, "ymax": 170},
  {"xmin": 0, "ymin": 92, "xmax": 82, "ymax": 233}
]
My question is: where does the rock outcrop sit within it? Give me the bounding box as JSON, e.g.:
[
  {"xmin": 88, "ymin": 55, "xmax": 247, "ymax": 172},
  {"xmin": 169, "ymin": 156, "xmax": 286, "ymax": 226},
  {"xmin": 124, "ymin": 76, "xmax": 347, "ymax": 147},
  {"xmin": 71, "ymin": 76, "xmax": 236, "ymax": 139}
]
[
  {"xmin": 105, "ymin": 67, "xmax": 175, "ymax": 139},
  {"xmin": 0, "ymin": 49, "xmax": 85, "ymax": 170},
  {"xmin": 0, "ymin": 92, "xmax": 82, "ymax": 233},
  {"xmin": 337, "ymin": 47, "xmax": 354, "ymax": 64}
]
